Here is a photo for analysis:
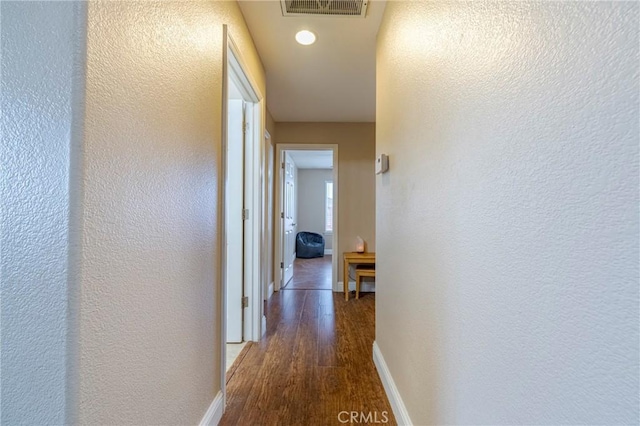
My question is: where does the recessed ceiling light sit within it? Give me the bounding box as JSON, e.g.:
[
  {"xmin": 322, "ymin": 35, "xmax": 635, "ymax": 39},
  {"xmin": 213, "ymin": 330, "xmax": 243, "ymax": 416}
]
[{"xmin": 295, "ymin": 30, "xmax": 316, "ymax": 46}]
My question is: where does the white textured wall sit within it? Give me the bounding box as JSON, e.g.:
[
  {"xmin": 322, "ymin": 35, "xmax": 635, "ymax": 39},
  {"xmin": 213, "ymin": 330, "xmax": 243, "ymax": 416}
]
[
  {"xmin": 79, "ymin": 2, "xmax": 264, "ymax": 424},
  {"xmin": 0, "ymin": 2, "xmax": 85, "ymax": 425},
  {"xmin": 298, "ymin": 169, "xmax": 333, "ymax": 250},
  {"xmin": 376, "ymin": 2, "xmax": 639, "ymax": 424},
  {"xmin": 1, "ymin": 2, "xmax": 85, "ymax": 424}
]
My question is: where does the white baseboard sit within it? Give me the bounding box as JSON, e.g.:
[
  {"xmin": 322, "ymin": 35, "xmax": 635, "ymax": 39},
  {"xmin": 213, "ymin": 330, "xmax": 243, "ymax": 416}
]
[
  {"xmin": 267, "ymin": 282, "xmax": 274, "ymax": 300},
  {"xmin": 199, "ymin": 391, "xmax": 224, "ymax": 426},
  {"xmin": 335, "ymin": 280, "xmax": 376, "ymax": 293},
  {"xmin": 261, "ymin": 315, "xmax": 267, "ymax": 337},
  {"xmin": 324, "ymin": 249, "xmax": 333, "ymax": 255},
  {"xmin": 373, "ymin": 342, "xmax": 412, "ymax": 425}
]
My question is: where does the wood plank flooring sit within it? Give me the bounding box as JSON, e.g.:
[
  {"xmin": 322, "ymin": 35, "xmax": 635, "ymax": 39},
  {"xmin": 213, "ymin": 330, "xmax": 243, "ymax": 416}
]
[
  {"xmin": 221, "ymin": 289, "xmax": 395, "ymax": 425},
  {"xmin": 284, "ymin": 255, "xmax": 333, "ymax": 290}
]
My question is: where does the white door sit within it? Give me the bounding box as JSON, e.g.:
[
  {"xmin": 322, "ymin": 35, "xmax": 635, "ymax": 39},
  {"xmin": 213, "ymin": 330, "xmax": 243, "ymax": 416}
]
[
  {"xmin": 282, "ymin": 153, "xmax": 297, "ymax": 286},
  {"xmin": 226, "ymin": 98, "xmax": 244, "ymax": 343}
]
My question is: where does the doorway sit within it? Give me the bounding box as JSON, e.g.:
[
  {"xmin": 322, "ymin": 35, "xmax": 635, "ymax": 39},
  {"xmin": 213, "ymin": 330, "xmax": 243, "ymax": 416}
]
[
  {"xmin": 275, "ymin": 145, "xmax": 339, "ymax": 292},
  {"xmin": 225, "ymin": 78, "xmax": 246, "ymax": 367},
  {"xmin": 221, "ymin": 27, "xmax": 265, "ymax": 385}
]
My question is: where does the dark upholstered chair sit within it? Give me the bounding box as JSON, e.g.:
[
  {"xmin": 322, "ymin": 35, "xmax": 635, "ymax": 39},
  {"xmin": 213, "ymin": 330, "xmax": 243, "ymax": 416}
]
[{"xmin": 296, "ymin": 232, "xmax": 325, "ymax": 258}]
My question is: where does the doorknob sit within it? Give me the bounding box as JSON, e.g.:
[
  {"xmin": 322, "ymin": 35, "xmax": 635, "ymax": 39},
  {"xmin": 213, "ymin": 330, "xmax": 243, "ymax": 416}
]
[{"xmin": 292, "ymin": 223, "xmax": 296, "ymax": 226}]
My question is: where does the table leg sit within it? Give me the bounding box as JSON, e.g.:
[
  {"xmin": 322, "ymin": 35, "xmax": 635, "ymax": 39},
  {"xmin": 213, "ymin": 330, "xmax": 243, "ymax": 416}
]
[{"xmin": 343, "ymin": 258, "xmax": 349, "ymax": 301}]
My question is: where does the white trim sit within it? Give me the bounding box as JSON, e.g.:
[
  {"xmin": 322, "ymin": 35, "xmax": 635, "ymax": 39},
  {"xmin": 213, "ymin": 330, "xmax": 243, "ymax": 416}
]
[
  {"xmin": 199, "ymin": 391, "xmax": 224, "ymax": 426},
  {"xmin": 227, "ymin": 34, "xmax": 263, "ymax": 102},
  {"xmin": 324, "ymin": 249, "xmax": 333, "ymax": 255},
  {"xmin": 261, "ymin": 128, "xmax": 274, "ymax": 337},
  {"xmin": 247, "ymin": 101, "xmax": 263, "ymax": 343},
  {"xmin": 373, "ymin": 342, "xmax": 413, "ymax": 426},
  {"xmin": 220, "ymin": 25, "xmax": 230, "ymax": 411},
  {"xmin": 275, "ymin": 144, "xmax": 339, "ymax": 293},
  {"xmin": 336, "ymin": 280, "xmax": 376, "ymax": 293}
]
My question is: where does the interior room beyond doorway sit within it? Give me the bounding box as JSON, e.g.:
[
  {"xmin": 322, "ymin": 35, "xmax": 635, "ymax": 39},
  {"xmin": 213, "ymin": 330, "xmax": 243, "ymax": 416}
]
[{"xmin": 282, "ymin": 150, "xmax": 334, "ymax": 291}]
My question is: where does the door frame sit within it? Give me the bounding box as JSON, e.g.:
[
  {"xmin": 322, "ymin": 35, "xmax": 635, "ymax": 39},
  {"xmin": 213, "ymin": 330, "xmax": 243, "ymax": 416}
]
[
  {"xmin": 221, "ymin": 26, "xmax": 265, "ymax": 402},
  {"xmin": 274, "ymin": 144, "xmax": 339, "ymax": 292},
  {"xmin": 263, "ymin": 130, "xmax": 275, "ymax": 303}
]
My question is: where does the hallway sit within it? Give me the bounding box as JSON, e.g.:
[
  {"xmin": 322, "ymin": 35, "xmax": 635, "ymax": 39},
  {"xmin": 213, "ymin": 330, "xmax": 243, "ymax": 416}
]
[
  {"xmin": 221, "ymin": 289, "xmax": 394, "ymax": 425},
  {"xmin": 3, "ymin": 1, "xmax": 638, "ymax": 424}
]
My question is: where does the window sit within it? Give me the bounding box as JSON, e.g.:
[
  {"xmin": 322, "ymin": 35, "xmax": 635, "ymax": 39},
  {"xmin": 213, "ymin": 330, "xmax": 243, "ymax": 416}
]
[{"xmin": 325, "ymin": 181, "xmax": 333, "ymax": 233}]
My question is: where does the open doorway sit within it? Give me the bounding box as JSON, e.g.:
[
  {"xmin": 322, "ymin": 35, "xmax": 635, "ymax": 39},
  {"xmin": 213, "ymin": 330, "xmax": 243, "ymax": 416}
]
[
  {"xmin": 275, "ymin": 145, "xmax": 338, "ymax": 292},
  {"xmin": 221, "ymin": 27, "xmax": 265, "ymax": 385},
  {"xmin": 224, "ymin": 76, "xmax": 247, "ymax": 368}
]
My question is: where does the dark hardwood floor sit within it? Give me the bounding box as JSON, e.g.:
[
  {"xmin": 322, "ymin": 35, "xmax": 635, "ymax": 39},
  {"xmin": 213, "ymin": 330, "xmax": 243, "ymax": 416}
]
[
  {"xmin": 221, "ymin": 289, "xmax": 395, "ymax": 425},
  {"xmin": 284, "ymin": 255, "xmax": 333, "ymax": 290}
]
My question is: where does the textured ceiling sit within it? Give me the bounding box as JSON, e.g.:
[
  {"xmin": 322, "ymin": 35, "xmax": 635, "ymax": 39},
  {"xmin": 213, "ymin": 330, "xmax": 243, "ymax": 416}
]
[{"xmin": 237, "ymin": 0, "xmax": 386, "ymax": 122}]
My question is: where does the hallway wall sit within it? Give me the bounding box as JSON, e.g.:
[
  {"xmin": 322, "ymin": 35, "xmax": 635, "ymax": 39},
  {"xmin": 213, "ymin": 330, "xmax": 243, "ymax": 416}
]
[
  {"xmin": 376, "ymin": 1, "xmax": 639, "ymax": 424},
  {"xmin": 79, "ymin": 2, "xmax": 265, "ymax": 424},
  {"xmin": 1, "ymin": 2, "xmax": 86, "ymax": 424},
  {"xmin": 276, "ymin": 122, "xmax": 375, "ymax": 282}
]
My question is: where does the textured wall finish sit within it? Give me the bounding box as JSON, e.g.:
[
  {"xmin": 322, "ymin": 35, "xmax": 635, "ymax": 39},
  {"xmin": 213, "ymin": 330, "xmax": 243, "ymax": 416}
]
[
  {"xmin": 80, "ymin": 2, "xmax": 265, "ymax": 424},
  {"xmin": 275, "ymin": 122, "xmax": 376, "ymax": 280},
  {"xmin": 376, "ymin": 1, "xmax": 639, "ymax": 424},
  {"xmin": 1, "ymin": 2, "xmax": 85, "ymax": 424}
]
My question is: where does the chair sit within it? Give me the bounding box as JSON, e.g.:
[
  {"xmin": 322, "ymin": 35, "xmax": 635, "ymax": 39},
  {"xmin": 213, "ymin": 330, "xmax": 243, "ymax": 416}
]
[
  {"xmin": 296, "ymin": 232, "xmax": 325, "ymax": 258},
  {"xmin": 355, "ymin": 266, "xmax": 375, "ymax": 299}
]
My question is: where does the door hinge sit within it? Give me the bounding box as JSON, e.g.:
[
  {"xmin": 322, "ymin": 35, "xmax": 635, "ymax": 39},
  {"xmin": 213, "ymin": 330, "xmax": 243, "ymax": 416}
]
[
  {"xmin": 281, "ymin": 162, "xmax": 285, "ymax": 169},
  {"xmin": 242, "ymin": 209, "xmax": 249, "ymax": 220},
  {"xmin": 280, "ymin": 212, "xmax": 284, "ymax": 219},
  {"xmin": 242, "ymin": 122, "xmax": 249, "ymax": 133},
  {"xmin": 242, "ymin": 296, "xmax": 249, "ymax": 308},
  {"xmin": 280, "ymin": 262, "xmax": 284, "ymax": 269}
]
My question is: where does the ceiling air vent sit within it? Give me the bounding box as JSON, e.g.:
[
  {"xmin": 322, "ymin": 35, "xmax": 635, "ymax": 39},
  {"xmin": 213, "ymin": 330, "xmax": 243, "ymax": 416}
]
[{"xmin": 281, "ymin": 0, "xmax": 368, "ymax": 17}]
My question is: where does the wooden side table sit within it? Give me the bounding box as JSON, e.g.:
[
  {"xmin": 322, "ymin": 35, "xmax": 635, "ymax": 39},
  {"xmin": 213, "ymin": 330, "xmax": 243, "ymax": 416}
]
[{"xmin": 343, "ymin": 252, "xmax": 376, "ymax": 301}]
